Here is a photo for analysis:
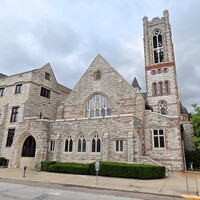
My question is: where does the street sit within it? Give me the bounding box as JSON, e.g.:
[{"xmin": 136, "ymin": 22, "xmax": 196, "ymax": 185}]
[{"xmin": 0, "ymin": 180, "xmax": 182, "ymax": 200}]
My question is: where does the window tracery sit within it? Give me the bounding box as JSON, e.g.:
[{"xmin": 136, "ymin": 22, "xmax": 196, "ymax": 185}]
[
  {"xmin": 92, "ymin": 134, "xmax": 101, "ymax": 152},
  {"xmin": 65, "ymin": 135, "xmax": 73, "ymax": 152},
  {"xmin": 78, "ymin": 134, "xmax": 86, "ymax": 152},
  {"xmin": 153, "ymin": 30, "xmax": 164, "ymax": 63},
  {"xmin": 85, "ymin": 94, "xmax": 111, "ymax": 117},
  {"xmin": 159, "ymin": 101, "xmax": 167, "ymax": 115}
]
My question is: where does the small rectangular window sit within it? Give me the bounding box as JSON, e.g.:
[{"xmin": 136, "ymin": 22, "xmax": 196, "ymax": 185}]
[
  {"xmin": 157, "ymin": 69, "xmax": 161, "ymax": 74},
  {"xmin": 153, "ymin": 82, "xmax": 157, "ymax": 96},
  {"xmin": 0, "ymin": 88, "xmax": 4, "ymax": 96},
  {"xmin": 165, "ymin": 81, "xmax": 169, "ymax": 94},
  {"xmin": 163, "ymin": 68, "xmax": 168, "ymax": 73},
  {"xmin": 159, "ymin": 82, "xmax": 163, "ymax": 95},
  {"xmin": 10, "ymin": 107, "xmax": 19, "ymax": 122},
  {"xmin": 15, "ymin": 84, "xmax": 22, "ymax": 94},
  {"xmin": 6, "ymin": 129, "xmax": 15, "ymax": 147},
  {"xmin": 45, "ymin": 72, "xmax": 50, "ymax": 80},
  {"xmin": 116, "ymin": 140, "xmax": 123, "ymax": 152},
  {"xmin": 49, "ymin": 141, "xmax": 55, "ymax": 151},
  {"xmin": 153, "ymin": 129, "xmax": 165, "ymax": 148},
  {"xmin": 40, "ymin": 87, "xmax": 51, "ymax": 98},
  {"xmin": 151, "ymin": 70, "xmax": 156, "ymax": 75}
]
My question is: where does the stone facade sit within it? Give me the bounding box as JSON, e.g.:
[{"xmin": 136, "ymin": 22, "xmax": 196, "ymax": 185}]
[{"xmin": 0, "ymin": 10, "xmax": 193, "ymax": 171}]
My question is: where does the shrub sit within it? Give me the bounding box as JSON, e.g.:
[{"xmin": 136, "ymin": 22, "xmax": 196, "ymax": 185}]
[
  {"xmin": 185, "ymin": 150, "xmax": 200, "ymax": 170},
  {"xmin": 48, "ymin": 162, "xmax": 89, "ymax": 175},
  {"xmin": 89, "ymin": 162, "xmax": 165, "ymax": 179},
  {"xmin": 41, "ymin": 160, "xmax": 57, "ymax": 171},
  {"xmin": 41, "ymin": 160, "xmax": 165, "ymax": 179}
]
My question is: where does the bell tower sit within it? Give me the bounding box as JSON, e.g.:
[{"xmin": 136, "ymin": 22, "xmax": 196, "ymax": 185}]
[{"xmin": 143, "ymin": 10, "xmax": 180, "ymax": 117}]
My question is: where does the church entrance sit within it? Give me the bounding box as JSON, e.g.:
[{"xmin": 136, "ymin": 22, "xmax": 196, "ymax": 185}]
[
  {"xmin": 21, "ymin": 135, "xmax": 36, "ymax": 157},
  {"xmin": 20, "ymin": 135, "xmax": 36, "ymax": 168}
]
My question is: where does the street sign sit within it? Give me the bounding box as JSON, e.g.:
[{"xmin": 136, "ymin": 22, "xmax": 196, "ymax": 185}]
[{"xmin": 95, "ymin": 161, "xmax": 100, "ymax": 185}]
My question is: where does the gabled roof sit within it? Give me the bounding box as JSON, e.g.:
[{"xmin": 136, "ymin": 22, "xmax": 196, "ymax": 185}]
[
  {"xmin": 72, "ymin": 54, "xmax": 138, "ymax": 93},
  {"xmin": 180, "ymin": 102, "xmax": 189, "ymax": 114},
  {"xmin": 132, "ymin": 77, "xmax": 141, "ymax": 90},
  {"xmin": 0, "ymin": 73, "xmax": 7, "ymax": 78}
]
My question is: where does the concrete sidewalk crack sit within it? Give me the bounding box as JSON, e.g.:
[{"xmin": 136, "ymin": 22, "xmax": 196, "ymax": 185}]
[{"xmin": 158, "ymin": 179, "xmax": 168, "ymax": 193}]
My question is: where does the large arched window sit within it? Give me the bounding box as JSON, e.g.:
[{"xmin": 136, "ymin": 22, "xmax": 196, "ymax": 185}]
[
  {"xmin": 65, "ymin": 135, "xmax": 73, "ymax": 152},
  {"xmin": 77, "ymin": 135, "xmax": 86, "ymax": 152},
  {"xmin": 153, "ymin": 30, "xmax": 164, "ymax": 63},
  {"xmin": 92, "ymin": 134, "xmax": 101, "ymax": 152},
  {"xmin": 85, "ymin": 94, "xmax": 111, "ymax": 117},
  {"xmin": 21, "ymin": 135, "xmax": 36, "ymax": 157}
]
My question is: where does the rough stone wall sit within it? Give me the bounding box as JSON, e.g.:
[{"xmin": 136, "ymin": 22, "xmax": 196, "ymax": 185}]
[
  {"xmin": 6, "ymin": 114, "xmax": 143, "ymax": 168},
  {"xmin": 24, "ymin": 63, "xmax": 65, "ymax": 120},
  {"xmin": 144, "ymin": 110, "xmax": 183, "ymax": 171},
  {"xmin": 143, "ymin": 10, "xmax": 174, "ymax": 66},
  {"xmin": 50, "ymin": 115, "xmax": 142, "ymax": 164},
  {"xmin": 0, "ymin": 63, "xmax": 69, "ymax": 159},
  {"xmin": 143, "ymin": 10, "xmax": 180, "ymax": 117},
  {"xmin": 145, "ymin": 65, "xmax": 179, "ymax": 116},
  {"xmin": 63, "ymin": 55, "xmax": 140, "ymax": 119},
  {"xmin": 182, "ymin": 122, "xmax": 195, "ymax": 151},
  {"xmin": 8, "ymin": 119, "xmax": 50, "ymax": 168}
]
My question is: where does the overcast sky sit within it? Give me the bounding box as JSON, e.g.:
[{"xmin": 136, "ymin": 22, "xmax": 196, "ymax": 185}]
[{"xmin": 0, "ymin": 0, "xmax": 199, "ymax": 112}]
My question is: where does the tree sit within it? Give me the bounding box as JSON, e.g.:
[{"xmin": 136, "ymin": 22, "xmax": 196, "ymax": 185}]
[{"xmin": 190, "ymin": 104, "xmax": 200, "ymax": 149}]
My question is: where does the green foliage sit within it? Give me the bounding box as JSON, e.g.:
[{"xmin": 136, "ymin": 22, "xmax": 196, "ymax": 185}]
[
  {"xmin": 185, "ymin": 150, "xmax": 200, "ymax": 170},
  {"xmin": 48, "ymin": 162, "xmax": 89, "ymax": 175},
  {"xmin": 89, "ymin": 162, "xmax": 165, "ymax": 179},
  {"xmin": 191, "ymin": 104, "xmax": 200, "ymax": 137},
  {"xmin": 193, "ymin": 137, "xmax": 200, "ymax": 150},
  {"xmin": 190, "ymin": 104, "xmax": 200, "ymax": 149},
  {"xmin": 41, "ymin": 160, "xmax": 57, "ymax": 171},
  {"xmin": 41, "ymin": 161, "xmax": 165, "ymax": 179}
]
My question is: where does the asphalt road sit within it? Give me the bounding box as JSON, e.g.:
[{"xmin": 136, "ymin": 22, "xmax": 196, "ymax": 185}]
[{"xmin": 0, "ymin": 179, "xmax": 183, "ymax": 200}]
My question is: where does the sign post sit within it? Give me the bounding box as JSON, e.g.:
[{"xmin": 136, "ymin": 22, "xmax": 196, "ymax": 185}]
[
  {"xmin": 95, "ymin": 161, "xmax": 100, "ymax": 185},
  {"xmin": 23, "ymin": 166, "xmax": 26, "ymax": 177}
]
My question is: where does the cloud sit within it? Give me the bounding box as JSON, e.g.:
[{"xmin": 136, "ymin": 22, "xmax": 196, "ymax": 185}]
[{"xmin": 0, "ymin": 0, "xmax": 199, "ymax": 112}]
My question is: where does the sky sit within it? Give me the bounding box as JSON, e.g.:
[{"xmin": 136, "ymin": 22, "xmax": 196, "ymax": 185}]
[{"xmin": 0, "ymin": 0, "xmax": 199, "ymax": 112}]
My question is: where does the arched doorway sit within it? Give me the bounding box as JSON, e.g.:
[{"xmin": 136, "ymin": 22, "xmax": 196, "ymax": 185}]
[{"xmin": 21, "ymin": 135, "xmax": 36, "ymax": 157}]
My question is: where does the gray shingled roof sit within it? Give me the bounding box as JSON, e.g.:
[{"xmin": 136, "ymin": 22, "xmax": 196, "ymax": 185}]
[
  {"xmin": 143, "ymin": 93, "xmax": 153, "ymax": 111},
  {"xmin": 0, "ymin": 73, "xmax": 7, "ymax": 78},
  {"xmin": 180, "ymin": 102, "xmax": 189, "ymax": 114},
  {"xmin": 132, "ymin": 77, "xmax": 141, "ymax": 90}
]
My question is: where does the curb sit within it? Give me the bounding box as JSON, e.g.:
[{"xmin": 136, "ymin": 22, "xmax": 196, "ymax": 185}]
[
  {"xmin": 0, "ymin": 177, "xmax": 183, "ymax": 199},
  {"xmin": 182, "ymin": 195, "xmax": 200, "ymax": 200}
]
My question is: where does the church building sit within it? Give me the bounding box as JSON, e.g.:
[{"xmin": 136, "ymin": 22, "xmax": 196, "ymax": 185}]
[{"xmin": 0, "ymin": 10, "xmax": 193, "ymax": 171}]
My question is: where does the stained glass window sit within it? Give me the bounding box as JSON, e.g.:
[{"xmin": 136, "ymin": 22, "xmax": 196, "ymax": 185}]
[{"xmin": 85, "ymin": 94, "xmax": 111, "ymax": 117}]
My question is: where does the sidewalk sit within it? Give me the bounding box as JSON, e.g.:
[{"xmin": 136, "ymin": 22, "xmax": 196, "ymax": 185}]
[{"xmin": 0, "ymin": 168, "xmax": 200, "ymax": 199}]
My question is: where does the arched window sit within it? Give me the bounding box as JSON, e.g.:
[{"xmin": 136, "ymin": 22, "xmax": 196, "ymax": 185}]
[
  {"xmin": 159, "ymin": 101, "xmax": 167, "ymax": 115},
  {"xmin": 94, "ymin": 70, "xmax": 101, "ymax": 80},
  {"xmin": 85, "ymin": 94, "xmax": 111, "ymax": 117},
  {"xmin": 21, "ymin": 136, "xmax": 36, "ymax": 157},
  {"xmin": 78, "ymin": 135, "xmax": 86, "ymax": 152},
  {"xmin": 153, "ymin": 30, "xmax": 164, "ymax": 63},
  {"xmin": 65, "ymin": 135, "xmax": 73, "ymax": 152},
  {"xmin": 92, "ymin": 134, "xmax": 101, "ymax": 152}
]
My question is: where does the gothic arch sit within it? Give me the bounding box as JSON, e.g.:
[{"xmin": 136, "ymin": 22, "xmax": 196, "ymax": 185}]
[
  {"xmin": 21, "ymin": 135, "xmax": 36, "ymax": 157},
  {"xmin": 84, "ymin": 93, "xmax": 112, "ymax": 117}
]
